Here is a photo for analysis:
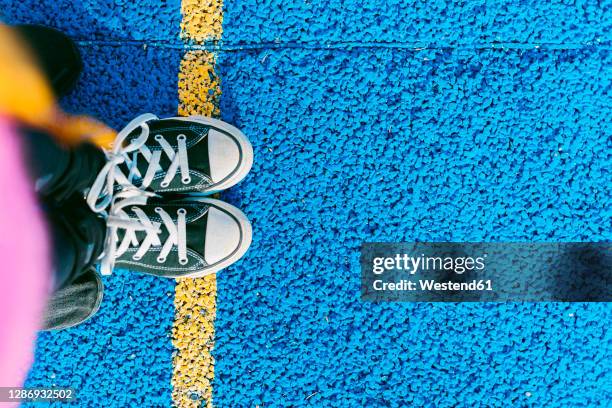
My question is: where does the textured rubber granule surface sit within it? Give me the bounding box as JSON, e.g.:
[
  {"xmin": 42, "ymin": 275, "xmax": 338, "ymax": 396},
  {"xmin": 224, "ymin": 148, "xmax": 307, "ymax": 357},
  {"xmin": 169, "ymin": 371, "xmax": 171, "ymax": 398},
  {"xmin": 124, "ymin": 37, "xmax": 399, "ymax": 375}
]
[
  {"xmin": 212, "ymin": 43, "xmax": 611, "ymax": 408},
  {"xmin": 1, "ymin": 0, "xmax": 611, "ymax": 407},
  {"xmin": 2, "ymin": 0, "xmax": 181, "ymax": 41},
  {"xmin": 222, "ymin": 0, "xmax": 610, "ymax": 46}
]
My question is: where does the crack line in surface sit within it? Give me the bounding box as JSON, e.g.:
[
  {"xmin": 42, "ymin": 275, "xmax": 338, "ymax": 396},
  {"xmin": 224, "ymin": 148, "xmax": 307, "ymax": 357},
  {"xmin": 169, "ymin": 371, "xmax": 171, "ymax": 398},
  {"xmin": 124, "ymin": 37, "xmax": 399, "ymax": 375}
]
[{"xmin": 75, "ymin": 38, "xmax": 611, "ymax": 52}]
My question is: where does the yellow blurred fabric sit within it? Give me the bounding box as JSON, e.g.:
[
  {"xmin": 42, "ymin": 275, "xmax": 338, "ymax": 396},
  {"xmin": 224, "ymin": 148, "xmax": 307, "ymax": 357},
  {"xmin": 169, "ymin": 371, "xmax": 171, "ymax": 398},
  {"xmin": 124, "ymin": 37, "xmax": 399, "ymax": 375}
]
[{"xmin": 0, "ymin": 24, "xmax": 115, "ymax": 147}]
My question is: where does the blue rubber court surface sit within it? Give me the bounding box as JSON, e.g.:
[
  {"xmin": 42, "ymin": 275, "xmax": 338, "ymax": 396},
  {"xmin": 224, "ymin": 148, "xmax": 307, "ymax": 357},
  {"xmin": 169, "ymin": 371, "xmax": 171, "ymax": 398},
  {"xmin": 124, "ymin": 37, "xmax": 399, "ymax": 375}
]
[{"xmin": 2, "ymin": 1, "xmax": 611, "ymax": 407}]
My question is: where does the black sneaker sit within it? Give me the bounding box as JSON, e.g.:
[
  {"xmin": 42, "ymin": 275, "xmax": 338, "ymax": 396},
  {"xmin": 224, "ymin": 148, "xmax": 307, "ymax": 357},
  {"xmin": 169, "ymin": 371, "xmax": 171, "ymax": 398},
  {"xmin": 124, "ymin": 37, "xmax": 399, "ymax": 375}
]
[
  {"xmin": 16, "ymin": 24, "xmax": 82, "ymax": 98},
  {"xmin": 86, "ymin": 114, "xmax": 253, "ymax": 212},
  {"xmin": 99, "ymin": 195, "xmax": 252, "ymax": 277}
]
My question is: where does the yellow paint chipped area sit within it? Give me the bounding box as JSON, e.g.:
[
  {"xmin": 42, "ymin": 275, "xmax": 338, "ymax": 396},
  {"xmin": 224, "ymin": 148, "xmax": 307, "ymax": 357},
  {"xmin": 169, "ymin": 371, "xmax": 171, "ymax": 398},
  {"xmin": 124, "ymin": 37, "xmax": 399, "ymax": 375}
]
[
  {"xmin": 181, "ymin": 0, "xmax": 223, "ymax": 43},
  {"xmin": 178, "ymin": 51, "xmax": 221, "ymax": 118}
]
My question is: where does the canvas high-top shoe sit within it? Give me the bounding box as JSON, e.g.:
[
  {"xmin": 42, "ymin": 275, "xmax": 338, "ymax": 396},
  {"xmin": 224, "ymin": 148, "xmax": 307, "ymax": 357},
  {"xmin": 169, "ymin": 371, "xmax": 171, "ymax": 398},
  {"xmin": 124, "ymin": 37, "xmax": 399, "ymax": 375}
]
[
  {"xmin": 87, "ymin": 114, "xmax": 253, "ymax": 212},
  {"xmin": 99, "ymin": 194, "xmax": 252, "ymax": 277}
]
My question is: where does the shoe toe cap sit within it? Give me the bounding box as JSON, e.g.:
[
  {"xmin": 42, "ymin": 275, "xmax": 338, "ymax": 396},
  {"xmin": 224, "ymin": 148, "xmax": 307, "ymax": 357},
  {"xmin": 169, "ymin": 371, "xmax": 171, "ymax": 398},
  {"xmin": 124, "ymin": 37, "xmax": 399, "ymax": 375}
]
[
  {"xmin": 204, "ymin": 207, "xmax": 243, "ymax": 265},
  {"xmin": 207, "ymin": 129, "xmax": 240, "ymax": 183}
]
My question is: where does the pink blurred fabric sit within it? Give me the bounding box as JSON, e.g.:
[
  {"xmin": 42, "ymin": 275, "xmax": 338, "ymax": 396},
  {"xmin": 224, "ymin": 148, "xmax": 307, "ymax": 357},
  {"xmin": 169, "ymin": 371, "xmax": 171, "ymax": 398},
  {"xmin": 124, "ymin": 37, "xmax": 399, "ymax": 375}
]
[{"xmin": 0, "ymin": 116, "xmax": 50, "ymax": 392}]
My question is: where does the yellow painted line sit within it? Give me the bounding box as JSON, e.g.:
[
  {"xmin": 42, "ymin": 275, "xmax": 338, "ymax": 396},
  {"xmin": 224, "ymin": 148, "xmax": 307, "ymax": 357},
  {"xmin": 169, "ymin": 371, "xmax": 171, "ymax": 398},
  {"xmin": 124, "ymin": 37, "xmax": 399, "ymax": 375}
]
[
  {"xmin": 172, "ymin": 272, "xmax": 217, "ymax": 408},
  {"xmin": 172, "ymin": 1, "xmax": 223, "ymax": 407}
]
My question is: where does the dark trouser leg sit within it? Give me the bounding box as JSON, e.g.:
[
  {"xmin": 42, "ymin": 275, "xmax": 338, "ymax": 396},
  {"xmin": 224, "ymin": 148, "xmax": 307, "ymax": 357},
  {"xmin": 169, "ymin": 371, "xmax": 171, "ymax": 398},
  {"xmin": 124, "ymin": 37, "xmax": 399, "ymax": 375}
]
[
  {"xmin": 15, "ymin": 26, "xmax": 107, "ymax": 330},
  {"xmin": 20, "ymin": 129, "xmax": 108, "ymax": 330},
  {"xmin": 41, "ymin": 195, "xmax": 107, "ymax": 331},
  {"xmin": 21, "ymin": 128, "xmax": 106, "ymax": 287},
  {"xmin": 45, "ymin": 194, "xmax": 106, "ymax": 290},
  {"xmin": 41, "ymin": 268, "xmax": 103, "ymax": 331}
]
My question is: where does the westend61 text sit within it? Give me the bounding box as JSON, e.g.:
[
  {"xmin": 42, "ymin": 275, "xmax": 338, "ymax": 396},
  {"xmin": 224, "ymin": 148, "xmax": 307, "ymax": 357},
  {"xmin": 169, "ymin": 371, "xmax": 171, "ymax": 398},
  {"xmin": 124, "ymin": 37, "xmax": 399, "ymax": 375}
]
[{"xmin": 372, "ymin": 279, "xmax": 493, "ymax": 291}]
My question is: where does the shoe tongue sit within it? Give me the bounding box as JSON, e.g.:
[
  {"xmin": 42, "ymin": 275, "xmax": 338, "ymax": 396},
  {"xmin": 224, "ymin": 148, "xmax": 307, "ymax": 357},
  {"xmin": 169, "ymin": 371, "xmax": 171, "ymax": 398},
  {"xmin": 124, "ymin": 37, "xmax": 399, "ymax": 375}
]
[{"xmin": 125, "ymin": 119, "xmax": 211, "ymax": 186}]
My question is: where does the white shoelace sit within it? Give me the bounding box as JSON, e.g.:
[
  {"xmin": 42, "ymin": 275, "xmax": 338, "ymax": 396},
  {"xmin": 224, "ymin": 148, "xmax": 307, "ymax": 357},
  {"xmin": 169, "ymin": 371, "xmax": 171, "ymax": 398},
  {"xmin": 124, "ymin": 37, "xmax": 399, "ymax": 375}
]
[
  {"xmin": 87, "ymin": 113, "xmax": 192, "ymax": 213},
  {"xmin": 99, "ymin": 194, "xmax": 189, "ymax": 275}
]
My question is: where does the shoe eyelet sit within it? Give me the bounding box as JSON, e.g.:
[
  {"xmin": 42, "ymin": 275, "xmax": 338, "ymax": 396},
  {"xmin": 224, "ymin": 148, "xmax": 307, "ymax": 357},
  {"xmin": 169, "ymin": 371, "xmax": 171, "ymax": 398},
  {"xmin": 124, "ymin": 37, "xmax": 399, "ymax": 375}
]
[
  {"xmin": 181, "ymin": 176, "xmax": 192, "ymax": 184},
  {"xmin": 157, "ymin": 256, "xmax": 166, "ymax": 263},
  {"xmin": 132, "ymin": 255, "xmax": 142, "ymax": 261},
  {"xmin": 179, "ymin": 258, "xmax": 188, "ymax": 265},
  {"xmin": 155, "ymin": 207, "xmax": 162, "ymax": 213},
  {"xmin": 177, "ymin": 134, "xmax": 186, "ymax": 141},
  {"xmin": 131, "ymin": 206, "xmax": 138, "ymax": 211},
  {"xmin": 177, "ymin": 208, "xmax": 187, "ymax": 216},
  {"xmin": 154, "ymin": 134, "xmax": 163, "ymax": 141},
  {"xmin": 160, "ymin": 181, "xmax": 170, "ymax": 187}
]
